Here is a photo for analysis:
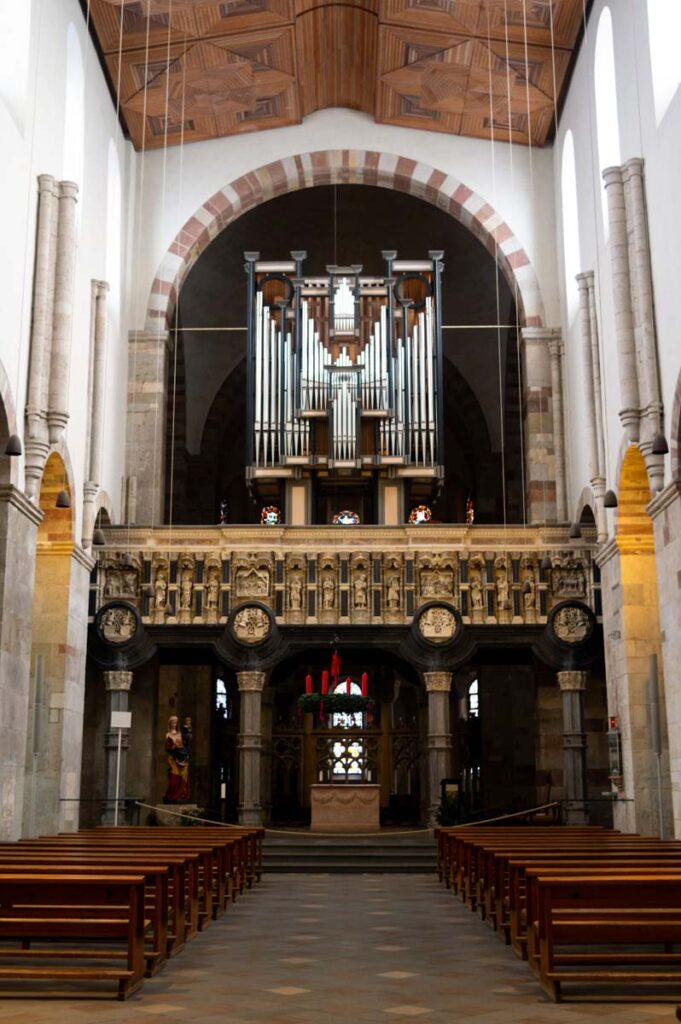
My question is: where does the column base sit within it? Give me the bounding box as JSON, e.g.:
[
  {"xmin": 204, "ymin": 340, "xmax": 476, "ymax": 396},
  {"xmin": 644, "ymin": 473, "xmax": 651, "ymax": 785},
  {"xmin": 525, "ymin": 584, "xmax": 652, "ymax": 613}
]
[{"xmin": 238, "ymin": 807, "xmax": 264, "ymax": 826}]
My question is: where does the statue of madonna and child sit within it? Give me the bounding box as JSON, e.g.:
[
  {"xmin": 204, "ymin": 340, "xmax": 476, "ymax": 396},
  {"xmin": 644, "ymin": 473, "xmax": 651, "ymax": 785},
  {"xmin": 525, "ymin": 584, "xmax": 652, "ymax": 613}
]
[{"xmin": 163, "ymin": 714, "xmax": 192, "ymax": 803}]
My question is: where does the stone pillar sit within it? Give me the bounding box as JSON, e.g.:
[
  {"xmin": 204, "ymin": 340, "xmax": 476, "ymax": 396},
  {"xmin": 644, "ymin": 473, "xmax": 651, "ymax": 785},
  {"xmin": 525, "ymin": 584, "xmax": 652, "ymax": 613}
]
[
  {"xmin": 102, "ymin": 670, "xmax": 133, "ymax": 824},
  {"xmin": 237, "ymin": 670, "xmax": 267, "ymax": 825},
  {"xmin": 125, "ymin": 330, "xmax": 171, "ymax": 525},
  {"xmin": 557, "ymin": 670, "xmax": 588, "ymax": 825},
  {"xmin": 547, "ymin": 336, "xmax": 567, "ymax": 522},
  {"xmin": 423, "ymin": 671, "xmax": 453, "ymax": 825},
  {"xmin": 622, "ymin": 159, "xmax": 664, "ymax": 491},
  {"xmin": 603, "ymin": 166, "xmax": 640, "ymax": 443},
  {"xmin": 519, "ymin": 327, "xmax": 565, "ymax": 523},
  {"xmin": 82, "ymin": 280, "xmax": 109, "ymax": 549},
  {"xmin": 0, "ymin": 487, "xmax": 42, "ymax": 839},
  {"xmin": 647, "ymin": 482, "xmax": 681, "ymax": 837},
  {"xmin": 576, "ymin": 272, "xmax": 607, "ymax": 541},
  {"xmin": 260, "ymin": 689, "xmax": 274, "ymax": 825},
  {"xmin": 47, "ymin": 180, "xmax": 78, "ymax": 446},
  {"xmin": 25, "ymin": 175, "xmax": 58, "ymax": 501}
]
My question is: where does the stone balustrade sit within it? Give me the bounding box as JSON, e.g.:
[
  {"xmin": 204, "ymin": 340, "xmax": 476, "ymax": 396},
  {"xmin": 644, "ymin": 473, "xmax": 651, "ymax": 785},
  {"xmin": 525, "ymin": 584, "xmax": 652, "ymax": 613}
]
[{"xmin": 91, "ymin": 524, "xmax": 599, "ymax": 629}]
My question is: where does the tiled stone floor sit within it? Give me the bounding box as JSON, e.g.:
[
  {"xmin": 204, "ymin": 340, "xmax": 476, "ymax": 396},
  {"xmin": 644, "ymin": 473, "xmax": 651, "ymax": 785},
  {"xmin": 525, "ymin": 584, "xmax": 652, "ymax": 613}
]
[{"xmin": 0, "ymin": 874, "xmax": 678, "ymax": 1022}]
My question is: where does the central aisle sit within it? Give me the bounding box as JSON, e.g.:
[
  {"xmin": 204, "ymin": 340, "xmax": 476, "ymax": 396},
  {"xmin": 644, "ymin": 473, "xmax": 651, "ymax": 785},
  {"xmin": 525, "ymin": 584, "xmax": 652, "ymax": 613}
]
[{"xmin": 5, "ymin": 874, "xmax": 670, "ymax": 1023}]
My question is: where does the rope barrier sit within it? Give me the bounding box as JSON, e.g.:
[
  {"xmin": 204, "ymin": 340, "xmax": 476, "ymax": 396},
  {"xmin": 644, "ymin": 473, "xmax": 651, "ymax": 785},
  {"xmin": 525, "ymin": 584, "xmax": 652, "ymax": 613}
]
[{"xmin": 135, "ymin": 800, "xmax": 560, "ymax": 838}]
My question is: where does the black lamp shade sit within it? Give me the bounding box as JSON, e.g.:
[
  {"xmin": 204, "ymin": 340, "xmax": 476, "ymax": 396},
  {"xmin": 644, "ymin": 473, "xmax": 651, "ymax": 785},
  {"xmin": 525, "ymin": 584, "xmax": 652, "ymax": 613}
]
[
  {"xmin": 540, "ymin": 554, "xmax": 552, "ymax": 572},
  {"xmin": 521, "ymin": 579, "xmax": 532, "ymax": 594},
  {"xmin": 652, "ymin": 432, "xmax": 669, "ymax": 456},
  {"xmin": 4, "ymin": 434, "xmax": 22, "ymax": 456},
  {"xmin": 55, "ymin": 489, "xmax": 71, "ymax": 509},
  {"xmin": 92, "ymin": 527, "xmax": 106, "ymax": 546},
  {"xmin": 568, "ymin": 522, "xmax": 582, "ymax": 539},
  {"xmin": 604, "ymin": 489, "xmax": 618, "ymax": 508}
]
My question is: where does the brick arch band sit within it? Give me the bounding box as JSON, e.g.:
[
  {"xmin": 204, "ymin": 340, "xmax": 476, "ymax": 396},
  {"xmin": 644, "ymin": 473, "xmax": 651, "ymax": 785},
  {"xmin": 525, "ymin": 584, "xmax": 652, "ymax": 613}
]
[{"xmin": 146, "ymin": 150, "xmax": 546, "ymax": 333}]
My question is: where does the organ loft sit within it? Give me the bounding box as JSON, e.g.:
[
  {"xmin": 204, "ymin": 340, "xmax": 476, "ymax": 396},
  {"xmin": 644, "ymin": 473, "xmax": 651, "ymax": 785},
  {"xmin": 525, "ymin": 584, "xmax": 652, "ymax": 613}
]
[{"xmin": 245, "ymin": 251, "xmax": 445, "ymax": 525}]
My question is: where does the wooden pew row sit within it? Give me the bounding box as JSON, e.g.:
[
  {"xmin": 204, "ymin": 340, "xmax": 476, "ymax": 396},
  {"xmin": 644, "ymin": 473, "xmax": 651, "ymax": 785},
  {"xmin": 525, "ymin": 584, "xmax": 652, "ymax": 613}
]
[
  {"xmin": 529, "ymin": 874, "xmax": 681, "ymax": 1002},
  {"xmin": 0, "ymin": 873, "xmax": 147, "ymax": 1000}
]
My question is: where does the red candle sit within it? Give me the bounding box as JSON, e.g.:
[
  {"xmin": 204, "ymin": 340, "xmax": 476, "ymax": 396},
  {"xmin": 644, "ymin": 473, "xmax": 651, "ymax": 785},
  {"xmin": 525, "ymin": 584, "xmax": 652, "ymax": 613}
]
[
  {"xmin": 305, "ymin": 673, "xmax": 313, "ymax": 694},
  {"xmin": 361, "ymin": 672, "xmax": 368, "ymax": 697},
  {"xmin": 321, "ymin": 670, "xmax": 329, "ymax": 695},
  {"xmin": 346, "ymin": 675, "xmax": 351, "ymax": 694}
]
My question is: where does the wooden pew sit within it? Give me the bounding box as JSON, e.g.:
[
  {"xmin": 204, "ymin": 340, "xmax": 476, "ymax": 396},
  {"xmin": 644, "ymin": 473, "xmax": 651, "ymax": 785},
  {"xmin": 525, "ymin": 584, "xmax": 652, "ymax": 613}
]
[
  {"xmin": 0, "ymin": 872, "xmax": 147, "ymax": 1000},
  {"xmin": 530, "ymin": 874, "xmax": 681, "ymax": 1002}
]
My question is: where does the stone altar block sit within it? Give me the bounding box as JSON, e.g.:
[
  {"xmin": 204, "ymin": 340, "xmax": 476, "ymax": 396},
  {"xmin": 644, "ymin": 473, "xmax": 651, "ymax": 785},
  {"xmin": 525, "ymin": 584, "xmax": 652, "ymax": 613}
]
[{"xmin": 310, "ymin": 784, "xmax": 380, "ymax": 832}]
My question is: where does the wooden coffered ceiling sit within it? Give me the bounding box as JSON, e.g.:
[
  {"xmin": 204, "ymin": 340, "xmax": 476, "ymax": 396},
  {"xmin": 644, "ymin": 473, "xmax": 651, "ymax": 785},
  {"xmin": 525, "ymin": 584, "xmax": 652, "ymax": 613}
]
[{"xmin": 85, "ymin": 0, "xmax": 587, "ymax": 150}]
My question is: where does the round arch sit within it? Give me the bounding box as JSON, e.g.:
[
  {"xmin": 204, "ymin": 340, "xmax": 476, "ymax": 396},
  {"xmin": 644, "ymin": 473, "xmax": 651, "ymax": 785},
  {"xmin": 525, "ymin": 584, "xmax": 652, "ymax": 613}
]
[{"xmin": 146, "ymin": 150, "xmax": 546, "ymax": 333}]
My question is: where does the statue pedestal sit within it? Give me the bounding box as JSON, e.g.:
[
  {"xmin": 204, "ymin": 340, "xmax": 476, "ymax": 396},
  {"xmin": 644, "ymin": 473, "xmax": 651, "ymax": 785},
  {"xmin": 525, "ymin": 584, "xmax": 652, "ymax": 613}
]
[
  {"xmin": 156, "ymin": 803, "xmax": 199, "ymax": 826},
  {"xmin": 310, "ymin": 784, "xmax": 380, "ymax": 833}
]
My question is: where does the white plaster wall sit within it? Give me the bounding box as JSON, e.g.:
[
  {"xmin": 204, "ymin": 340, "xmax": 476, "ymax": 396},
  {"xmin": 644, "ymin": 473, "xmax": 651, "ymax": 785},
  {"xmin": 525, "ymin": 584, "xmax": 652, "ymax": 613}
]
[
  {"xmin": 555, "ymin": 0, "xmax": 681, "ymax": 518},
  {"xmin": 0, "ymin": 0, "xmax": 136, "ymax": 533},
  {"xmin": 129, "ymin": 108, "xmax": 561, "ymax": 334}
]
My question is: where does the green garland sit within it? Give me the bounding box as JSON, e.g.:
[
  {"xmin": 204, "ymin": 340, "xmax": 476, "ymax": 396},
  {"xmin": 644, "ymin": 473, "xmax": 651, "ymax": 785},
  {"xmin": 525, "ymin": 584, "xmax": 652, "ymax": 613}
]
[{"xmin": 297, "ymin": 693, "xmax": 375, "ymax": 714}]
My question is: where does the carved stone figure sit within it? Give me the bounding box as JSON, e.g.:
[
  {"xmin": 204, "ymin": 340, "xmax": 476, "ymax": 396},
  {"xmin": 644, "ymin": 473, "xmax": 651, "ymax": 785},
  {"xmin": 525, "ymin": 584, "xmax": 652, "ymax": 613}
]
[
  {"xmin": 418, "ymin": 605, "xmax": 457, "ymax": 644},
  {"xmin": 233, "ymin": 606, "xmax": 271, "ymax": 644},
  {"xmin": 179, "ymin": 568, "xmax": 193, "ymax": 610},
  {"xmin": 321, "ymin": 575, "xmax": 335, "ymax": 610},
  {"xmin": 100, "ymin": 605, "xmax": 137, "ymax": 644},
  {"xmin": 164, "ymin": 715, "xmax": 191, "ymax": 804},
  {"xmin": 386, "ymin": 574, "xmax": 400, "ymax": 610},
  {"xmin": 353, "ymin": 572, "xmax": 368, "ymax": 608},
  {"xmin": 205, "ymin": 571, "xmax": 220, "ymax": 611},
  {"xmin": 420, "ymin": 566, "xmax": 453, "ymax": 597},
  {"xmin": 153, "ymin": 571, "xmax": 168, "ymax": 612},
  {"xmin": 289, "ymin": 575, "xmax": 303, "ymax": 611},
  {"xmin": 103, "ymin": 568, "xmax": 123, "ymax": 599},
  {"xmin": 523, "ymin": 577, "xmax": 536, "ymax": 611},
  {"xmin": 469, "ymin": 574, "xmax": 484, "ymax": 610},
  {"xmin": 495, "ymin": 564, "xmax": 510, "ymax": 611}
]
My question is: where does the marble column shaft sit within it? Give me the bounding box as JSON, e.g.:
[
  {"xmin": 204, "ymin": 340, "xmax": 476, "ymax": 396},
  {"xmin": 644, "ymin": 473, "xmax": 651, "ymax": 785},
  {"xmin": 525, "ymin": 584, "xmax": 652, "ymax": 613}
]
[
  {"xmin": 603, "ymin": 165, "xmax": 640, "ymax": 442},
  {"xmin": 237, "ymin": 670, "xmax": 266, "ymax": 826},
  {"xmin": 25, "ymin": 175, "xmax": 58, "ymax": 500},
  {"xmin": 622, "ymin": 159, "xmax": 664, "ymax": 490},
  {"xmin": 547, "ymin": 338, "xmax": 567, "ymax": 522},
  {"xmin": 557, "ymin": 670, "xmax": 588, "ymax": 825},
  {"xmin": 576, "ymin": 272, "xmax": 608, "ymax": 541},
  {"xmin": 47, "ymin": 180, "xmax": 78, "ymax": 445},
  {"xmin": 125, "ymin": 330, "xmax": 171, "ymax": 525},
  {"xmin": 82, "ymin": 281, "xmax": 109, "ymax": 549},
  {"xmin": 103, "ymin": 670, "xmax": 133, "ymax": 824},
  {"xmin": 423, "ymin": 671, "xmax": 453, "ymax": 826}
]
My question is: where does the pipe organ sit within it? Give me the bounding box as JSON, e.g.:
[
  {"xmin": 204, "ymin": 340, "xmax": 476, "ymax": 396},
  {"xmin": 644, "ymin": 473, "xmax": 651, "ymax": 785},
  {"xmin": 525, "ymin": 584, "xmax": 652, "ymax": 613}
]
[{"xmin": 245, "ymin": 250, "xmax": 445, "ymax": 524}]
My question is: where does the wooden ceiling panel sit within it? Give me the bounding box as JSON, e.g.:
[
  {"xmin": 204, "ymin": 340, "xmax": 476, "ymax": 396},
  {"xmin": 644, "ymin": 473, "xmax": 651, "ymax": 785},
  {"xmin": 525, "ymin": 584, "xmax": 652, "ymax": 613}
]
[
  {"xmin": 86, "ymin": 0, "xmax": 586, "ymax": 149},
  {"xmin": 296, "ymin": 5, "xmax": 377, "ymax": 117}
]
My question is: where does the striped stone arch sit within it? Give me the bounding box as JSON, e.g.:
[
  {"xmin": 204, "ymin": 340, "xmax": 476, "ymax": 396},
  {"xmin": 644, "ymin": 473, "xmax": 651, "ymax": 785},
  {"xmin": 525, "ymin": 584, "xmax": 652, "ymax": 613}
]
[{"xmin": 146, "ymin": 150, "xmax": 546, "ymax": 333}]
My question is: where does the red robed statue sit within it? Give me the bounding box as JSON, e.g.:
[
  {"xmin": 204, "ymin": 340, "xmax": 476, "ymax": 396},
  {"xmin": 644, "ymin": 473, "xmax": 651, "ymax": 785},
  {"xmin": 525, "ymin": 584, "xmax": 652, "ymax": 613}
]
[{"xmin": 164, "ymin": 715, "xmax": 192, "ymax": 803}]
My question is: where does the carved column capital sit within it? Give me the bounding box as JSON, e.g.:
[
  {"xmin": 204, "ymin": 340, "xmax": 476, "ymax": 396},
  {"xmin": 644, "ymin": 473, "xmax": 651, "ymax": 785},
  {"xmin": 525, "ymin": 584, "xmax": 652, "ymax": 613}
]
[
  {"xmin": 237, "ymin": 670, "xmax": 267, "ymax": 693},
  {"xmin": 103, "ymin": 670, "xmax": 133, "ymax": 693},
  {"xmin": 557, "ymin": 670, "xmax": 588, "ymax": 693},
  {"xmin": 422, "ymin": 671, "xmax": 453, "ymax": 694}
]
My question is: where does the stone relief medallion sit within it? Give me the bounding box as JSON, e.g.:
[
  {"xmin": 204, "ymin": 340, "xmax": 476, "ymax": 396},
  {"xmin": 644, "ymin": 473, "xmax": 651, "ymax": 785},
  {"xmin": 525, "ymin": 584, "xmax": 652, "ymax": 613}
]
[
  {"xmin": 97, "ymin": 604, "xmax": 138, "ymax": 645},
  {"xmin": 417, "ymin": 604, "xmax": 459, "ymax": 645},
  {"xmin": 232, "ymin": 605, "xmax": 272, "ymax": 645},
  {"xmin": 551, "ymin": 603, "xmax": 592, "ymax": 645}
]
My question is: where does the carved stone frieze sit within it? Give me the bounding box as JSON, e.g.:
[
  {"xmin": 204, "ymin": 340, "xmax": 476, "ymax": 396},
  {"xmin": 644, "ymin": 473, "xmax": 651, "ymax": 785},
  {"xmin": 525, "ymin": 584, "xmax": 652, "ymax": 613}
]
[
  {"xmin": 234, "ymin": 554, "xmax": 272, "ymax": 598},
  {"xmin": 417, "ymin": 552, "xmax": 457, "ymax": 601},
  {"xmin": 550, "ymin": 553, "xmax": 587, "ymax": 600}
]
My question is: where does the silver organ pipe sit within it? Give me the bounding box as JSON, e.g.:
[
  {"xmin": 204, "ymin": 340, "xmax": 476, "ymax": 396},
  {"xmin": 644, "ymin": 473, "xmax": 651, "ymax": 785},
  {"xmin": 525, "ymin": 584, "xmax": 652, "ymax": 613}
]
[{"xmin": 248, "ymin": 255, "xmax": 441, "ymax": 474}]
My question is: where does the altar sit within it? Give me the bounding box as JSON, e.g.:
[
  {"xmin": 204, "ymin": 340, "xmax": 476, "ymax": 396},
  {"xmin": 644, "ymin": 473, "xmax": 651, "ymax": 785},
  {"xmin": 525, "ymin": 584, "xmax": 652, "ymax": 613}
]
[{"xmin": 310, "ymin": 784, "xmax": 381, "ymax": 832}]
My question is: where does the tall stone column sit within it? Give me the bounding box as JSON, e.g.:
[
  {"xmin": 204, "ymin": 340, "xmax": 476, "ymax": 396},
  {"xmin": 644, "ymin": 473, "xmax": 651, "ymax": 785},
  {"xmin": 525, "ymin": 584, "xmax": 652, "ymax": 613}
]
[
  {"xmin": 82, "ymin": 280, "xmax": 109, "ymax": 549},
  {"xmin": 603, "ymin": 166, "xmax": 640, "ymax": 443},
  {"xmin": 576, "ymin": 272, "xmax": 607, "ymax": 541},
  {"xmin": 519, "ymin": 327, "xmax": 565, "ymax": 523},
  {"xmin": 237, "ymin": 670, "xmax": 267, "ymax": 825},
  {"xmin": 25, "ymin": 175, "xmax": 58, "ymax": 501},
  {"xmin": 557, "ymin": 670, "xmax": 588, "ymax": 825},
  {"xmin": 47, "ymin": 180, "xmax": 78, "ymax": 446},
  {"xmin": 102, "ymin": 670, "xmax": 133, "ymax": 824},
  {"xmin": 622, "ymin": 159, "xmax": 664, "ymax": 490},
  {"xmin": 547, "ymin": 336, "xmax": 567, "ymax": 522},
  {"xmin": 125, "ymin": 330, "xmax": 171, "ymax": 525},
  {"xmin": 0, "ymin": 487, "xmax": 42, "ymax": 839},
  {"xmin": 423, "ymin": 671, "xmax": 453, "ymax": 825}
]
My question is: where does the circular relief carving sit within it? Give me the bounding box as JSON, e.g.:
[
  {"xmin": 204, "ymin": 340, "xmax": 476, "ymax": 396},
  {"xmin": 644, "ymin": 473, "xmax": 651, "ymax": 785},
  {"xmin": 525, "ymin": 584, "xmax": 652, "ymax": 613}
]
[
  {"xmin": 417, "ymin": 604, "xmax": 459, "ymax": 645},
  {"xmin": 232, "ymin": 605, "xmax": 272, "ymax": 645},
  {"xmin": 97, "ymin": 603, "xmax": 138, "ymax": 646},
  {"xmin": 551, "ymin": 603, "xmax": 592, "ymax": 645}
]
